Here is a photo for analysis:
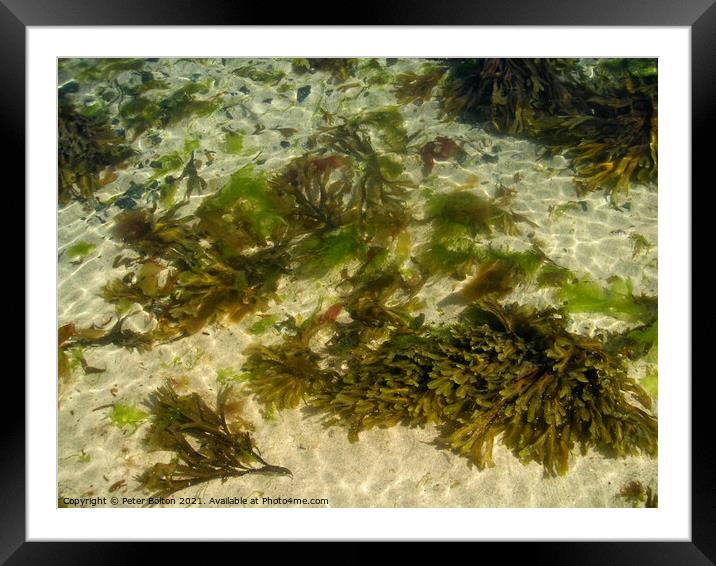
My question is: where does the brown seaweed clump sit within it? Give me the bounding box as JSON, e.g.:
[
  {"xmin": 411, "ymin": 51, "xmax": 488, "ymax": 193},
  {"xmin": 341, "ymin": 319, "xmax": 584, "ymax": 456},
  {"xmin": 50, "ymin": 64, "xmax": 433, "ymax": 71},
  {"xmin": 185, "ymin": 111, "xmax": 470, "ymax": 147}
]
[
  {"xmin": 618, "ymin": 480, "xmax": 658, "ymax": 507},
  {"xmin": 249, "ymin": 301, "xmax": 657, "ymax": 476},
  {"xmin": 138, "ymin": 384, "xmax": 291, "ymax": 500},
  {"xmin": 58, "ymin": 98, "xmax": 134, "ymax": 205},
  {"xmin": 438, "ymin": 58, "xmax": 657, "ymax": 196},
  {"xmin": 103, "ymin": 190, "xmax": 291, "ymax": 345}
]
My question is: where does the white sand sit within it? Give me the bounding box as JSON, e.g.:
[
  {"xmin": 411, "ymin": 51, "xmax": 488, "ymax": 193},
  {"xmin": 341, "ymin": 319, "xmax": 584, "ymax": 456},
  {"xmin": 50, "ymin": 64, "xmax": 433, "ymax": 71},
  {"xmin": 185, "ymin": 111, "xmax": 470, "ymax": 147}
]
[{"xmin": 58, "ymin": 58, "xmax": 657, "ymax": 507}]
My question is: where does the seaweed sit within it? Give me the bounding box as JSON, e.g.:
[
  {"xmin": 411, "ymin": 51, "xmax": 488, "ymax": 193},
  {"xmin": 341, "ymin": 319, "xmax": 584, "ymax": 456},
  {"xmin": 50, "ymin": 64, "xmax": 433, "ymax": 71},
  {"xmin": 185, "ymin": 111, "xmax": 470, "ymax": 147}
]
[
  {"xmin": 394, "ymin": 64, "xmax": 448, "ymax": 106},
  {"xmin": 309, "ymin": 122, "xmax": 414, "ymax": 242},
  {"xmin": 103, "ymin": 244, "xmax": 288, "ymax": 343},
  {"xmin": 72, "ymin": 58, "xmax": 149, "ymax": 83},
  {"xmin": 118, "ymin": 96, "xmax": 162, "ymax": 138},
  {"xmin": 291, "ymin": 225, "xmax": 366, "ymax": 280},
  {"xmin": 158, "ymin": 82, "xmax": 222, "ymax": 127},
  {"xmin": 562, "ymin": 59, "xmax": 658, "ymax": 195},
  {"xmin": 138, "ymin": 384, "xmax": 291, "ymax": 500},
  {"xmin": 548, "ymin": 201, "xmax": 588, "ymax": 219},
  {"xmin": 438, "ymin": 248, "xmax": 546, "ymax": 305},
  {"xmin": 438, "ymin": 58, "xmax": 657, "ymax": 196},
  {"xmin": 247, "ymin": 314, "xmax": 279, "ymax": 335},
  {"xmin": 243, "ymin": 339, "xmax": 332, "ymax": 412},
  {"xmin": 108, "ymin": 402, "xmax": 148, "ymax": 434},
  {"xmin": 60, "ymin": 315, "xmax": 161, "ymax": 352},
  {"xmin": 420, "ymin": 137, "xmax": 467, "ymax": 175},
  {"xmin": 440, "ymin": 58, "xmax": 581, "ymax": 133},
  {"xmin": 415, "ymin": 191, "xmax": 537, "ymax": 278},
  {"xmin": 102, "ymin": 194, "xmax": 293, "ymax": 346},
  {"xmin": 118, "ymin": 82, "xmax": 222, "ymax": 138},
  {"xmin": 148, "ymin": 152, "xmax": 184, "ymax": 180},
  {"xmin": 559, "ymin": 276, "xmax": 657, "ymax": 323},
  {"xmin": 269, "ymin": 155, "xmax": 354, "ymax": 229},
  {"xmin": 64, "ymin": 241, "xmax": 97, "ymax": 263},
  {"xmin": 233, "ymin": 64, "xmax": 286, "ymax": 85},
  {"xmin": 223, "ymin": 131, "xmax": 244, "ymax": 154},
  {"xmin": 216, "ymin": 367, "xmax": 245, "ymax": 384},
  {"xmin": 196, "ymin": 165, "xmax": 292, "ymax": 249},
  {"xmin": 426, "ymin": 191, "xmax": 535, "ymax": 240},
  {"xmin": 177, "ymin": 151, "xmax": 208, "ymax": 199},
  {"xmin": 58, "ymin": 98, "xmax": 134, "ymax": 205},
  {"xmin": 630, "ymin": 233, "xmax": 653, "ymax": 259},
  {"xmin": 618, "ymin": 480, "xmax": 658, "ymax": 507},
  {"xmin": 607, "ymin": 319, "xmax": 658, "ymax": 398},
  {"xmin": 327, "ymin": 266, "xmax": 424, "ymax": 350},
  {"xmin": 309, "ymin": 300, "xmax": 656, "ymax": 475},
  {"xmin": 58, "ymin": 323, "xmax": 77, "ymax": 381},
  {"xmin": 291, "ymin": 58, "xmax": 359, "ymax": 83},
  {"xmin": 350, "ymin": 107, "xmax": 408, "ymax": 153}
]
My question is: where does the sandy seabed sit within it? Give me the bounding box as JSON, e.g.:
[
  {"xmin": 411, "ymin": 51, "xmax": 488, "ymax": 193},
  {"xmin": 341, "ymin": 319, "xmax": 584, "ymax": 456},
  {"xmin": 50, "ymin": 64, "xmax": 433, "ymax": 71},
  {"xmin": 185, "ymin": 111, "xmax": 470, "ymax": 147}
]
[{"xmin": 57, "ymin": 58, "xmax": 657, "ymax": 508}]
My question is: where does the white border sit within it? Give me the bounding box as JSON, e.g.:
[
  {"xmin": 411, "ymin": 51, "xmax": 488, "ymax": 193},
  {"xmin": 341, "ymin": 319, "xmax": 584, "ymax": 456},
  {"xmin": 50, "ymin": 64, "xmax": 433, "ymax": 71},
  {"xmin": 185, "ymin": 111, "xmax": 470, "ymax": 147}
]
[{"xmin": 28, "ymin": 27, "xmax": 691, "ymax": 541}]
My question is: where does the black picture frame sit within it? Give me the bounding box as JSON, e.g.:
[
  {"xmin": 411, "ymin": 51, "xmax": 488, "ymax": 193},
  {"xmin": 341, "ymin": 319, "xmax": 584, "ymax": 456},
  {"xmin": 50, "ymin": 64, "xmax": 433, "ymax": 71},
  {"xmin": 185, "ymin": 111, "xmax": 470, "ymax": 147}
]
[{"xmin": 9, "ymin": 1, "xmax": 707, "ymax": 563}]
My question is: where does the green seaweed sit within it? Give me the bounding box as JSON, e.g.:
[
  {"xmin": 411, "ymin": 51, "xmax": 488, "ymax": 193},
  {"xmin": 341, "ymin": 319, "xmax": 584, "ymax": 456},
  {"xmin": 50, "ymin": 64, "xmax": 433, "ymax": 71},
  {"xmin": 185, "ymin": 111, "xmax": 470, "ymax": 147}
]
[
  {"xmin": 223, "ymin": 132, "xmax": 244, "ymax": 154},
  {"xmin": 65, "ymin": 241, "xmax": 97, "ymax": 262},
  {"xmin": 416, "ymin": 191, "xmax": 537, "ymax": 278},
  {"xmin": 216, "ymin": 367, "xmax": 246, "ymax": 384},
  {"xmin": 439, "ymin": 248, "xmax": 547, "ymax": 305},
  {"xmin": 247, "ymin": 314, "xmax": 279, "ymax": 335},
  {"xmin": 118, "ymin": 82, "xmax": 221, "ymax": 138},
  {"xmin": 292, "ymin": 225, "xmax": 366, "ymax": 279},
  {"xmin": 427, "ymin": 191, "xmax": 533, "ymax": 240},
  {"xmin": 109, "ymin": 403, "xmax": 148, "ymax": 433},
  {"xmin": 197, "ymin": 165, "xmax": 290, "ymax": 248},
  {"xmin": 149, "ymin": 151, "xmax": 184, "ymax": 179},
  {"xmin": 560, "ymin": 277, "xmax": 656, "ymax": 322},
  {"xmin": 641, "ymin": 370, "xmax": 658, "ymax": 398},
  {"xmin": 73, "ymin": 58, "xmax": 148, "ymax": 82}
]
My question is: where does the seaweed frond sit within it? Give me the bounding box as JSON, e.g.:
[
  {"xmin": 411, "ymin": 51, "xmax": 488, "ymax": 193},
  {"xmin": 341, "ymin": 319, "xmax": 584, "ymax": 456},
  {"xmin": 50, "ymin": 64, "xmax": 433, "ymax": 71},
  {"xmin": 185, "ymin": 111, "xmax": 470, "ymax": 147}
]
[
  {"xmin": 394, "ymin": 64, "xmax": 448, "ymax": 106},
  {"xmin": 559, "ymin": 276, "xmax": 657, "ymax": 323},
  {"xmin": 292, "ymin": 58, "xmax": 359, "ymax": 83},
  {"xmin": 415, "ymin": 191, "xmax": 537, "ymax": 278},
  {"xmin": 59, "ymin": 98, "xmax": 134, "ymax": 205},
  {"xmin": 138, "ymin": 384, "xmax": 291, "ymax": 500},
  {"xmin": 269, "ymin": 154, "xmax": 354, "ymax": 229},
  {"xmin": 243, "ymin": 339, "xmax": 333, "ymax": 412}
]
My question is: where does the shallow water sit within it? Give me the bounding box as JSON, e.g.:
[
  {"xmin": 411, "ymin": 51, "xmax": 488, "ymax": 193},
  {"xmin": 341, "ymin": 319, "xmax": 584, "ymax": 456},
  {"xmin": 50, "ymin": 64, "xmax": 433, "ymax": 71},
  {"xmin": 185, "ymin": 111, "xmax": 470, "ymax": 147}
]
[{"xmin": 58, "ymin": 58, "xmax": 657, "ymax": 508}]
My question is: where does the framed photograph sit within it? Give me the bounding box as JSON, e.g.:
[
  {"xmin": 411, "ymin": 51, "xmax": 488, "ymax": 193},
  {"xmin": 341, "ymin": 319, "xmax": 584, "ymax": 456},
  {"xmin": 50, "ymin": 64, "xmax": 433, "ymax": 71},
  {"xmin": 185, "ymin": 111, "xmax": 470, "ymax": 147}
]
[{"xmin": 11, "ymin": 0, "xmax": 706, "ymax": 561}]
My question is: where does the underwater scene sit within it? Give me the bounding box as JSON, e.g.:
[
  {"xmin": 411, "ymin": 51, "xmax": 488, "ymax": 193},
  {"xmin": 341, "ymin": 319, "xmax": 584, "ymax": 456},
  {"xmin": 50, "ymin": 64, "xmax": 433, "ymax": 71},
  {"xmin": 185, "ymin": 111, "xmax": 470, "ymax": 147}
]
[{"xmin": 58, "ymin": 58, "xmax": 658, "ymax": 508}]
